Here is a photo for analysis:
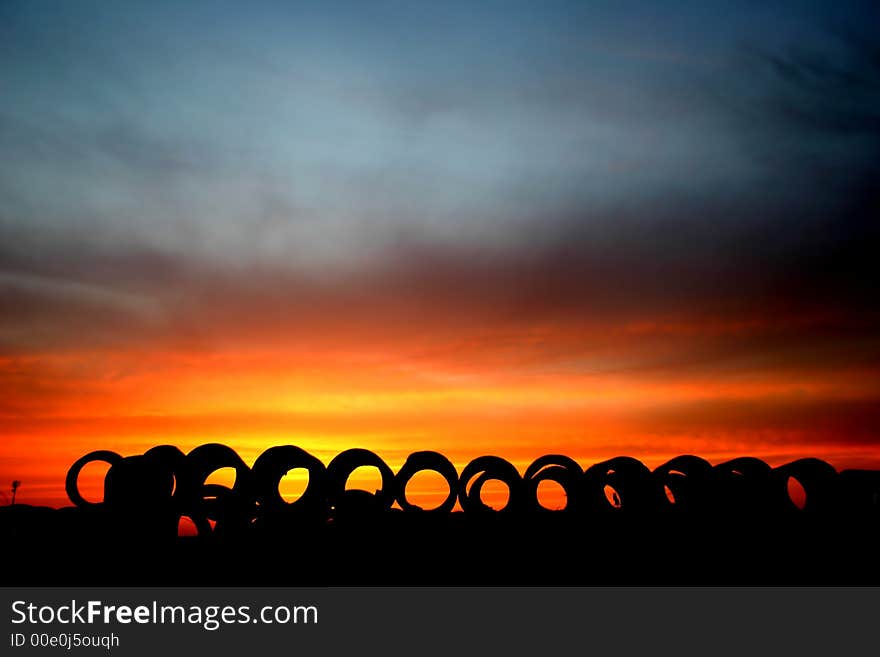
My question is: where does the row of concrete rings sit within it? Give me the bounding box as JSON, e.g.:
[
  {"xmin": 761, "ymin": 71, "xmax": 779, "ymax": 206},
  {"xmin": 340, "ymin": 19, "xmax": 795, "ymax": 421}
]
[{"xmin": 65, "ymin": 444, "xmax": 880, "ymax": 536}]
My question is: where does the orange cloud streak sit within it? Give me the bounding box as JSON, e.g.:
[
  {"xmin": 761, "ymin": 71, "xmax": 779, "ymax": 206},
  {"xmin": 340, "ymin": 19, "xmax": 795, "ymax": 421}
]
[{"xmin": 2, "ymin": 327, "xmax": 879, "ymax": 508}]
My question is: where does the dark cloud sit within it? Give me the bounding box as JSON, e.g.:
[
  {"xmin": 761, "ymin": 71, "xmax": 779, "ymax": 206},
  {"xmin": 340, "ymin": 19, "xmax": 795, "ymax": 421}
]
[
  {"xmin": 757, "ymin": 31, "xmax": 880, "ymax": 137},
  {"xmin": 642, "ymin": 396, "xmax": 880, "ymax": 446},
  {"xmin": 0, "ymin": 23, "xmax": 877, "ymax": 389}
]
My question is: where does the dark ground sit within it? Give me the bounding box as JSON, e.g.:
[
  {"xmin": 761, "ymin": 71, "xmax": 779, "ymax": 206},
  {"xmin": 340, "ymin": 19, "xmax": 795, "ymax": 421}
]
[{"xmin": 2, "ymin": 506, "xmax": 877, "ymax": 585}]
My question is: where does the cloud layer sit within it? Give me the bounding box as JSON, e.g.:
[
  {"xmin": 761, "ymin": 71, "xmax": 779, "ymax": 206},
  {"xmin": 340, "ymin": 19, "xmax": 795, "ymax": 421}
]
[{"xmin": 1, "ymin": 1, "xmax": 878, "ymax": 505}]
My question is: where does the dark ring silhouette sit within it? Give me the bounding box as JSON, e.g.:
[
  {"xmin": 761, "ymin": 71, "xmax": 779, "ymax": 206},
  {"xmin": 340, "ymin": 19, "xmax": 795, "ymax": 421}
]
[
  {"xmin": 837, "ymin": 469, "xmax": 880, "ymax": 513},
  {"xmin": 251, "ymin": 445, "xmax": 327, "ymax": 513},
  {"xmin": 394, "ymin": 451, "xmax": 459, "ymax": 513},
  {"xmin": 773, "ymin": 458, "xmax": 838, "ymax": 513},
  {"xmin": 523, "ymin": 455, "xmax": 583, "ymax": 512},
  {"xmin": 459, "ymin": 455, "xmax": 523, "ymax": 512},
  {"xmin": 715, "ymin": 456, "xmax": 772, "ymax": 477},
  {"xmin": 326, "ymin": 448, "xmax": 395, "ymax": 510},
  {"xmin": 66, "ymin": 450, "xmax": 123, "ymax": 508},
  {"xmin": 653, "ymin": 455, "xmax": 713, "ymax": 510},
  {"xmin": 104, "ymin": 454, "xmax": 175, "ymax": 507},
  {"xmin": 583, "ymin": 456, "xmax": 660, "ymax": 512},
  {"xmin": 524, "ymin": 454, "xmax": 583, "ymax": 480},
  {"xmin": 143, "ymin": 445, "xmax": 187, "ymax": 476},
  {"xmin": 713, "ymin": 457, "xmax": 773, "ymax": 511},
  {"xmin": 63, "ymin": 445, "xmax": 880, "ymax": 536},
  {"xmin": 182, "ymin": 443, "xmax": 250, "ymax": 491},
  {"xmin": 141, "ymin": 445, "xmax": 186, "ymax": 500},
  {"xmin": 177, "ymin": 444, "xmax": 252, "ymax": 535}
]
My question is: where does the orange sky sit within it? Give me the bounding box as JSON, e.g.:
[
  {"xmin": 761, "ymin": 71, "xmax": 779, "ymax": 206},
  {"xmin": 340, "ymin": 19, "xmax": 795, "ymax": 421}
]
[
  {"xmin": 3, "ymin": 314, "xmax": 879, "ymax": 508},
  {"xmin": 2, "ymin": 0, "xmax": 880, "ymax": 514}
]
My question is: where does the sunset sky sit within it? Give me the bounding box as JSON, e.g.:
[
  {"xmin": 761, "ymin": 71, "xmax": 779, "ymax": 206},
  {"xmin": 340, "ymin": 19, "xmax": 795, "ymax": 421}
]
[{"xmin": 1, "ymin": 1, "xmax": 879, "ymax": 508}]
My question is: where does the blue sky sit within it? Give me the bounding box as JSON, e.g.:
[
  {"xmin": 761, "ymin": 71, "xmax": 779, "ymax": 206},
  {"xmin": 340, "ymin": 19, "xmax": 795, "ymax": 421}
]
[
  {"xmin": 0, "ymin": 0, "xmax": 877, "ymax": 358},
  {"xmin": 2, "ymin": 0, "xmax": 876, "ymax": 268}
]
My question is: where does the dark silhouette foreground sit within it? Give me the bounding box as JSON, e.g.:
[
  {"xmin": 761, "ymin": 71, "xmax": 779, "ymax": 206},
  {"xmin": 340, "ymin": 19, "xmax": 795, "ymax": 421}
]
[{"xmin": 3, "ymin": 445, "xmax": 879, "ymax": 585}]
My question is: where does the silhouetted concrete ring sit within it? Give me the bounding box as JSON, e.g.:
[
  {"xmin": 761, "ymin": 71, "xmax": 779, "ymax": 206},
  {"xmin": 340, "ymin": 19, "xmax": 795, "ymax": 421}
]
[
  {"xmin": 139, "ymin": 445, "xmax": 206, "ymax": 535},
  {"xmin": 175, "ymin": 444, "xmax": 253, "ymax": 535},
  {"xmin": 653, "ymin": 455, "xmax": 713, "ymax": 510},
  {"xmin": 837, "ymin": 469, "xmax": 880, "ymax": 513},
  {"xmin": 104, "ymin": 454, "xmax": 176, "ymax": 507},
  {"xmin": 197, "ymin": 483, "xmax": 239, "ymax": 514},
  {"xmin": 142, "ymin": 445, "xmax": 186, "ymax": 497},
  {"xmin": 251, "ymin": 445, "xmax": 327, "ymax": 513},
  {"xmin": 458, "ymin": 455, "xmax": 524, "ymax": 512},
  {"xmin": 712, "ymin": 457, "xmax": 774, "ymax": 511},
  {"xmin": 524, "ymin": 455, "xmax": 583, "ymax": 512},
  {"xmin": 99, "ymin": 454, "xmax": 180, "ymax": 540},
  {"xmin": 524, "ymin": 454, "xmax": 582, "ymax": 480},
  {"xmin": 143, "ymin": 445, "xmax": 187, "ymax": 473},
  {"xmin": 583, "ymin": 456, "xmax": 661, "ymax": 512},
  {"xmin": 394, "ymin": 451, "xmax": 459, "ymax": 513},
  {"xmin": 179, "ymin": 443, "xmax": 251, "ymax": 496},
  {"xmin": 773, "ymin": 458, "xmax": 838, "ymax": 513},
  {"xmin": 66, "ymin": 450, "xmax": 123, "ymax": 508},
  {"xmin": 167, "ymin": 484, "xmax": 231, "ymax": 537},
  {"xmin": 326, "ymin": 448, "xmax": 396, "ymax": 509},
  {"xmin": 715, "ymin": 456, "xmax": 772, "ymax": 477}
]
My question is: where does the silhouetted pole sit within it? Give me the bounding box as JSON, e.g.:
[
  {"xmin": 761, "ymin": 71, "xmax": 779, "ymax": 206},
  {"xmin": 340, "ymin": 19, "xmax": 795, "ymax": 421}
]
[{"xmin": 11, "ymin": 480, "xmax": 20, "ymax": 506}]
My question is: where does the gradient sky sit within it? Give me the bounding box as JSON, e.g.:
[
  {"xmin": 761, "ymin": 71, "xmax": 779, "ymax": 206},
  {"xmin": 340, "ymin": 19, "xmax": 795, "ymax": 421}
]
[{"xmin": 1, "ymin": 0, "xmax": 879, "ymax": 507}]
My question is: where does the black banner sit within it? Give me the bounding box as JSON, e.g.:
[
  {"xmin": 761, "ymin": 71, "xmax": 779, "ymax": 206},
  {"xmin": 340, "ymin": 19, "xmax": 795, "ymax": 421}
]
[{"xmin": 1, "ymin": 587, "xmax": 877, "ymax": 656}]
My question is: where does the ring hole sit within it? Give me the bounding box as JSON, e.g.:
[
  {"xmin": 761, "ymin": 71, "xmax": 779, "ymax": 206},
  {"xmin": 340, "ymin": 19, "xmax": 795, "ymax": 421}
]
[
  {"xmin": 474, "ymin": 478, "xmax": 510, "ymax": 511},
  {"xmin": 404, "ymin": 470, "xmax": 451, "ymax": 510},
  {"xmin": 664, "ymin": 485, "xmax": 676, "ymax": 504},
  {"xmin": 279, "ymin": 467, "xmax": 310, "ymax": 503},
  {"xmin": 536, "ymin": 479, "xmax": 566, "ymax": 510},
  {"xmin": 204, "ymin": 467, "xmax": 237, "ymax": 490},
  {"xmin": 604, "ymin": 484, "xmax": 622, "ymax": 508},
  {"xmin": 177, "ymin": 515, "xmax": 199, "ymax": 537},
  {"xmin": 345, "ymin": 465, "xmax": 384, "ymax": 494},
  {"xmin": 77, "ymin": 460, "xmax": 113, "ymax": 504},
  {"xmin": 786, "ymin": 476, "xmax": 807, "ymax": 510}
]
